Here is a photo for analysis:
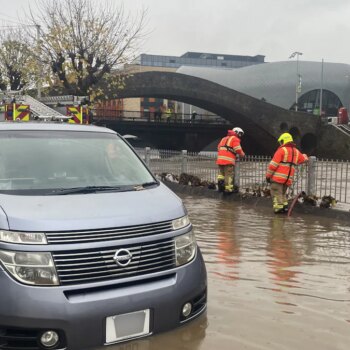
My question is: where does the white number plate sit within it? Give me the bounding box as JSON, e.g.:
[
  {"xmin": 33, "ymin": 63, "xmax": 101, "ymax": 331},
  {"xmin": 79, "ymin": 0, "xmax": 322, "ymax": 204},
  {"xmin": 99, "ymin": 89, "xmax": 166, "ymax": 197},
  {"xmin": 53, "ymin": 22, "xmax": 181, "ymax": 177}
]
[{"xmin": 105, "ymin": 309, "xmax": 150, "ymax": 344}]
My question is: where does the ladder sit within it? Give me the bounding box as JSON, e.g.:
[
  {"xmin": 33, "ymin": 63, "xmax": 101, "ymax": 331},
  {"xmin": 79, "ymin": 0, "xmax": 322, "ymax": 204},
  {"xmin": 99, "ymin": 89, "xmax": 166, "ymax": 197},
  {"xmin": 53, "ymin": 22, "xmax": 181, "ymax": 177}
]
[{"xmin": 22, "ymin": 95, "xmax": 64, "ymax": 117}]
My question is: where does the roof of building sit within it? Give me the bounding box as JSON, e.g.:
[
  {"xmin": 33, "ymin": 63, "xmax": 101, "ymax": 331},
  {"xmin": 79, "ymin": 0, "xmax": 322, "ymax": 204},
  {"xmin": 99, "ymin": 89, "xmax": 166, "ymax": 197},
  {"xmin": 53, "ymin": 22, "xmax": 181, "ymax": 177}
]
[
  {"xmin": 177, "ymin": 61, "xmax": 350, "ymax": 109},
  {"xmin": 180, "ymin": 52, "xmax": 265, "ymax": 62}
]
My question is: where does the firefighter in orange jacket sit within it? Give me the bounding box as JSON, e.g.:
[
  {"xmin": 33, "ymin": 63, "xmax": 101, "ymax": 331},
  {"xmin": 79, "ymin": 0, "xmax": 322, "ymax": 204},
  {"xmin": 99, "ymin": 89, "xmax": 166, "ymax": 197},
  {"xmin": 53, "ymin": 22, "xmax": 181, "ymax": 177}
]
[
  {"xmin": 265, "ymin": 133, "xmax": 308, "ymax": 213},
  {"xmin": 216, "ymin": 127, "xmax": 245, "ymax": 193}
]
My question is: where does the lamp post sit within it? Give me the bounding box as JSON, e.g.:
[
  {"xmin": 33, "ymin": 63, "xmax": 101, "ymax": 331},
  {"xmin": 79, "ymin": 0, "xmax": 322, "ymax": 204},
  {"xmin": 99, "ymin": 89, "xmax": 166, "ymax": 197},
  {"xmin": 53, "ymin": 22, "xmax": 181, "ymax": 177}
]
[
  {"xmin": 289, "ymin": 51, "xmax": 303, "ymax": 111},
  {"xmin": 320, "ymin": 58, "xmax": 324, "ymax": 117}
]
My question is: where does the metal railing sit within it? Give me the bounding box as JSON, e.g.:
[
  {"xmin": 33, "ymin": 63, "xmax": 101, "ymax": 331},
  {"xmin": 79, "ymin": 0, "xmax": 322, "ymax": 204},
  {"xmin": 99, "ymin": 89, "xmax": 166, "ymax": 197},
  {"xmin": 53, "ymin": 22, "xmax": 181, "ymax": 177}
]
[
  {"xmin": 135, "ymin": 147, "xmax": 350, "ymax": 205},
  {"xmin": 92, "ymin": 109, "xmax": 230, "ymax": 124}
]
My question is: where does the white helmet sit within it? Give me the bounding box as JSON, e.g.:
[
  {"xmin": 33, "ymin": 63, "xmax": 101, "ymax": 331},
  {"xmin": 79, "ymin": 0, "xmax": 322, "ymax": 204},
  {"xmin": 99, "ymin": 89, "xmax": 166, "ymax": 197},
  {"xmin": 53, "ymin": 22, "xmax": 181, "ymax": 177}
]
[{"xmin": 233, "ymin": 127, "xmax": 244, "ymax": 138}]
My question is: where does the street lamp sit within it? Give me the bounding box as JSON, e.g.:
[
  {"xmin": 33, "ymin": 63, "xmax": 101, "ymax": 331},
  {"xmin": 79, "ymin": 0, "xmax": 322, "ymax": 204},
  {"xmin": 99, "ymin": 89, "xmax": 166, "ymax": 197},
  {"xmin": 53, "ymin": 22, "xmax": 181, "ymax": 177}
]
[
  {"xmin": 320, "ymin": 58, "xmax": 324, "ymax": 117},
  {"xmin": 289, "ymin": 51, "xmax": 303, "ymax": 111}
]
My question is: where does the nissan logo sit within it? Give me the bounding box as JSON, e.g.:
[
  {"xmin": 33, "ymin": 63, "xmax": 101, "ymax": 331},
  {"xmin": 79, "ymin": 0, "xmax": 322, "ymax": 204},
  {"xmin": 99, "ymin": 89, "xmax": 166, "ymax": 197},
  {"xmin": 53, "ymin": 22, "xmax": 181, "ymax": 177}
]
[{"xmin": 113, "ymin": 249, "xmax": 133, "ymax": 267}]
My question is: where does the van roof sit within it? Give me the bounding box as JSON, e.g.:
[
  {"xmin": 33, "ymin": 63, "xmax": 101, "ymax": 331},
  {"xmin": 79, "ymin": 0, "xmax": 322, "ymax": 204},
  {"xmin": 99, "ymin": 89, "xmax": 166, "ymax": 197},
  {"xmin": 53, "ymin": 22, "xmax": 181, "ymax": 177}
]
[{"xmin": 0, "ymin": 121, "xmax": 116, "ymax": 134}]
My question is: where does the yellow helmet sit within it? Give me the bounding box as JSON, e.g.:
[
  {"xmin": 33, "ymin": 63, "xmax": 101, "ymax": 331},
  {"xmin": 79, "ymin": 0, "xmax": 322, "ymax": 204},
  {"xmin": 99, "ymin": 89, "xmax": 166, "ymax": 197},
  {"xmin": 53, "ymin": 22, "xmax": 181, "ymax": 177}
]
[{"xmin": 278, "ymin": 132, "xmax": 293, "ymax": 145}]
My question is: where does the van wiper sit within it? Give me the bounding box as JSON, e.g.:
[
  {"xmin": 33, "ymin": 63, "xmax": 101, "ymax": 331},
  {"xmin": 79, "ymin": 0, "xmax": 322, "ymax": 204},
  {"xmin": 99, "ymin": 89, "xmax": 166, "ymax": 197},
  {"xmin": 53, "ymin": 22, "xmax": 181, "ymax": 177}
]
[
  {"xmin": 133, "ymin": 181, "xmax": 159, "ymax": 190},
  {"xmin": 49, "ymin": 185, "xmax": 130, "ymax": 195}
]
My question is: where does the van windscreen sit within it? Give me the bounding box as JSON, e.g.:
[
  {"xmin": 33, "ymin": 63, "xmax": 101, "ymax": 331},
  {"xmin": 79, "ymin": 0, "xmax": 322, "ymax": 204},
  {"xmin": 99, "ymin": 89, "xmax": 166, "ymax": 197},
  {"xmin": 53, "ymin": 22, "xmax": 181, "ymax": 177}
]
[{"xmin": 0, "ymin": 131, "xmax": 155, "ymax": 194}]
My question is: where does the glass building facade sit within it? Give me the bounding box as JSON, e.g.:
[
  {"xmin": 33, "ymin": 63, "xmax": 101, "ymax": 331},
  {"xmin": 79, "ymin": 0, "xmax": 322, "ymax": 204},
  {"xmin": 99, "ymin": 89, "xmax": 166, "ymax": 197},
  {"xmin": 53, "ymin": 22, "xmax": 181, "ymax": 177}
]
[
  {"xmin": 132, "ymin": 52, "xmax": 265, "ymax": 69},
  {"xmin": 292, "ymin": 89, "xmax": 343, "ymax": 116}
]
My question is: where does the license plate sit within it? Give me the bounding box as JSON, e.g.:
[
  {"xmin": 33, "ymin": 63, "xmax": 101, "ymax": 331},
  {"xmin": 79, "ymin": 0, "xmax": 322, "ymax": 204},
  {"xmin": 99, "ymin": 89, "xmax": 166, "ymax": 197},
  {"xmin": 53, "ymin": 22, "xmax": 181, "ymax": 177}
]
[{"xmin": 105, "ymin": 309, "xmax": 150, "ymax": 344}]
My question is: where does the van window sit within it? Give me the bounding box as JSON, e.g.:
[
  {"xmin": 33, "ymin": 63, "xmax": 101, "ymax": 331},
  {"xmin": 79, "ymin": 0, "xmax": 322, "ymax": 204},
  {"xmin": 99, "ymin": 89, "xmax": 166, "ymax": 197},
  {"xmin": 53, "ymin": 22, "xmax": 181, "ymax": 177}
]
[{"xmin": 0, "ymin": 131, "xmax": 154, "ymax": 194}]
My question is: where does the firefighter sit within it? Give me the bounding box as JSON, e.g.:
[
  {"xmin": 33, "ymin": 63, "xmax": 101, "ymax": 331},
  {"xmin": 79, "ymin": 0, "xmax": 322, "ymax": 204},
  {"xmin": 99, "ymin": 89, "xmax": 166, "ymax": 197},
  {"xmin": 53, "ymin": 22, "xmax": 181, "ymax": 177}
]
[
  {"xmin": 216, "ymin": 127, "xmax": 245, "ymax": 193},
  {"xmin": 265, "ymin": 132, "xmax": 308, "ymax": 213}
]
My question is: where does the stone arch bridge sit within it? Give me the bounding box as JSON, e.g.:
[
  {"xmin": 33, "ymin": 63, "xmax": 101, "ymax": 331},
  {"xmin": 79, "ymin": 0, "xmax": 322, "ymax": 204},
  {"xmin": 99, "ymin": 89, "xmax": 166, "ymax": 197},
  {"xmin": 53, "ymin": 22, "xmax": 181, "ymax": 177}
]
[{"xmin": 114, "ymin": 71, "xmax": 320, "ymax": 155}]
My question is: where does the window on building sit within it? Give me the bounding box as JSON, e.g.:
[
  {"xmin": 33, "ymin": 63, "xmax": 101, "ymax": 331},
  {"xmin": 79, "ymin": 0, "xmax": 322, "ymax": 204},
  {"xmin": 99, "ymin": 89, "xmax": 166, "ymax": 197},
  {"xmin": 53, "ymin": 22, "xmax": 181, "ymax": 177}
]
[{"xmin": 291, "ymin": 89, "xmax": 343, "ymax": 116}]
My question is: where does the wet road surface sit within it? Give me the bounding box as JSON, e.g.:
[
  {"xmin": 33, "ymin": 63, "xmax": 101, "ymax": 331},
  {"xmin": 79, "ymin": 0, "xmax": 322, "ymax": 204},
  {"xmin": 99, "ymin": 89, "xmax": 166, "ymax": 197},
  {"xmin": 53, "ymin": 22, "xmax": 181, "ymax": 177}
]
[{"xmin": 100, "ymin": 194, "xmax": 350, "ymax": 350}]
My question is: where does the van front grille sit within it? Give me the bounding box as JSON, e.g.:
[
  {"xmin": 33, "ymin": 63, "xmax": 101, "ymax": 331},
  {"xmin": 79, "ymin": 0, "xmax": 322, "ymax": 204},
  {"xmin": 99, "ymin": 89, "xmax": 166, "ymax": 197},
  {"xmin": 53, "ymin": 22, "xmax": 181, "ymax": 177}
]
[
  {"xmin": 45, "ymin": 220, "xmax": 174, "ymax": 244},
  {"xmin": 52, "ymin": 238, "xmax": 176, "ymax": 285}
]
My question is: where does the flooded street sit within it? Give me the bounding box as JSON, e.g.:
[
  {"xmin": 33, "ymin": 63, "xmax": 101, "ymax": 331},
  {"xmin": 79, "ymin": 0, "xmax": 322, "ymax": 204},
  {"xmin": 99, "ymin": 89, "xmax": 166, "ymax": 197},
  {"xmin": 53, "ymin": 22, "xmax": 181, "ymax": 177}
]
[{"xmin": 103, "ymin": 194, "xmax": 350, "ymax": 350}]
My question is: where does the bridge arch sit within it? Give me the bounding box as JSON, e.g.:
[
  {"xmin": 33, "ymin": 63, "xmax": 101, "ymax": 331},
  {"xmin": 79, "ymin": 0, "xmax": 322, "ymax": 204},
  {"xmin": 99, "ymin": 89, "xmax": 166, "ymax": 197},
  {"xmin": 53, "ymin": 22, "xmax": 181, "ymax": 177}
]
[{"xmin": 116, "ymin": 71, "xmax": 320, "ymax": 154}]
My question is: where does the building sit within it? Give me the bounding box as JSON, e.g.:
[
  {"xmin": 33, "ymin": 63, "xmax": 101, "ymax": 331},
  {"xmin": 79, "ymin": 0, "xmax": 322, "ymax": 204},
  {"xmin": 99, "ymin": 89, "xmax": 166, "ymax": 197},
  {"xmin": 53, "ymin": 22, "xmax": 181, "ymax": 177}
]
[
  {"xmin": 177, "ymin": 60, "xmax": 350, "ymax": 117},
  {"xmin": 133, "ymin": 52, "xmax": 265, "ymax": 69}
]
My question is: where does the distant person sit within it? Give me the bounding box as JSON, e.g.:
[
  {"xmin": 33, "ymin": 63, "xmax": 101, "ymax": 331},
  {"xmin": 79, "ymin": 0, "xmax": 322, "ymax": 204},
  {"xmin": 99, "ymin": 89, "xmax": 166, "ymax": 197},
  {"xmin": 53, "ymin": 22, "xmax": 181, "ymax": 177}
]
[
  {"xmin": 191, "ymin": 110, "xmax": 197, "ymax": 123},
  {"xmin": 216, "ymin": 127, "xmax": 245, "ymax": 193},
  {"xmin": 265, "ymin": 133, "xmax": 308, "ymax": 213},
  {"xmin": 155, "ymin": 106, "xmax": 162, "ymax": 121},
  {"xmin": 159, "ymin": 104, "xmax": 166, "ymax": 121},
  {"xmin": 165, "ymin": 107, "xmax": 172, "ymax": 123}
]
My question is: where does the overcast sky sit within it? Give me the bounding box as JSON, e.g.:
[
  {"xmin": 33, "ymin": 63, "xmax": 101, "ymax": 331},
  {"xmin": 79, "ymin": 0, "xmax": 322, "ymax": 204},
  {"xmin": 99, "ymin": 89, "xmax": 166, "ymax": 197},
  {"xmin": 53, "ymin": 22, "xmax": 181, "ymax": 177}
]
[{"xmin": 2, "ymin": 0, "xmax": 350, "ymax": 64}]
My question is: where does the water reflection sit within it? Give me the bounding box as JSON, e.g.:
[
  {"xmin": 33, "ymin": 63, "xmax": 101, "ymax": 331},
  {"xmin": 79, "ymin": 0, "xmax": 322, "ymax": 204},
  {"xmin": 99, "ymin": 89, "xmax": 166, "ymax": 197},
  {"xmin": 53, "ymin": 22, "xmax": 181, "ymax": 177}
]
[
  {"xmin": 96, "ymin": 195, "xmax": 350, "ymax": 350},
  {"xmin": 213, "ymin": 206, "xmax": 241, "ymax": 281},
  {"xmin": 266, "ymin": 216, "xmax": 301, "ymax": 287}
]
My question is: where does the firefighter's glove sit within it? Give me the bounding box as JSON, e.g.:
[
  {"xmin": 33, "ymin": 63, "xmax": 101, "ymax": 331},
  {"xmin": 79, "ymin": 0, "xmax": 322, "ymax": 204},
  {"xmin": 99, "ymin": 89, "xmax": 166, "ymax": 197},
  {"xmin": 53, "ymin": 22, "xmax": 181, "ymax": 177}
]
[{"xmin": 266, "ymin": 177, "xmax": 271, "ymax": 184}]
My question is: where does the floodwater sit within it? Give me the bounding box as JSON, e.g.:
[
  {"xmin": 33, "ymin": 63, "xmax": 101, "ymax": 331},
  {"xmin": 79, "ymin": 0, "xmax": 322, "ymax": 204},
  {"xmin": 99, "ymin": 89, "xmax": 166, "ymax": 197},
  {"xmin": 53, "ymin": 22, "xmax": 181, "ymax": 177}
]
[{"xmin": 101, "ymin": 194, "xmax": 350, "ymax": 350}]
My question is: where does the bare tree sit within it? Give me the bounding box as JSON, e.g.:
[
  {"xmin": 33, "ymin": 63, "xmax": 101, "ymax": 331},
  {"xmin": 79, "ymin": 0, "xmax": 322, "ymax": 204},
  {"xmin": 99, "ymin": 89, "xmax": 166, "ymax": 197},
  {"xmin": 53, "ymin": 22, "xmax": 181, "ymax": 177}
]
[
  {"xmin": 0, "ymin": 28, "xmax": 36, "ymax": 91},
  {"xmin": 25, "ymin": 0, "xmax": 147, "ymax": 99}
]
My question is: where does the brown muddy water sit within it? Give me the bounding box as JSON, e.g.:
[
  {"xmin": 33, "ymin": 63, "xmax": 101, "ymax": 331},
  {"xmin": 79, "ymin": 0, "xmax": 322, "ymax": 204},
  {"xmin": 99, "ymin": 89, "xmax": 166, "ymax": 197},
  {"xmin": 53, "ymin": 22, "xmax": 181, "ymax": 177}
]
[{"xmin": 100, "ymin": 194, "xmax": 350, "ymax": 350}]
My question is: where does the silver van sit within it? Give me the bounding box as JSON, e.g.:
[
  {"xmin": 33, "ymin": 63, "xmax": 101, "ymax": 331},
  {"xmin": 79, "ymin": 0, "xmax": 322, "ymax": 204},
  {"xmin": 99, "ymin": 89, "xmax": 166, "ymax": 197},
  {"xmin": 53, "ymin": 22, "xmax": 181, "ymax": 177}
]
[{"xmin": 0, "ymin": 122, "xmax": 207, "ymax": 350}]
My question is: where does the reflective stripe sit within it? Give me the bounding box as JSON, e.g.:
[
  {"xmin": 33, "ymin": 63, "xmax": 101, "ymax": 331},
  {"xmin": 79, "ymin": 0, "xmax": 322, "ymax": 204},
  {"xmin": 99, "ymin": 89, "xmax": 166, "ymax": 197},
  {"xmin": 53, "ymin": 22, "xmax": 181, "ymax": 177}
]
[
  {"xmin": 217, "ymin": 155, "xmax": 234, "ymax": 162},
  {"xmin": 295, "ymin": 151, "xmax": 299, "ymax": 164},
  {"xmin": 233, "ymin": 145, "xmax": 241, "ymax": 151},
  {"xmin": 273, "ymin": 173, "xmax": 289, "ymax": 179},
  {"xmin": 227, "ymin": 136, "xmax": 235, "ymax": 145},
  {"xmin": 282, "ymin": 147, "xmax": 288, "ymax": 163},
  {"xmin": 278, "ymin": 164, "xmax": 295, "ymax": 170}
]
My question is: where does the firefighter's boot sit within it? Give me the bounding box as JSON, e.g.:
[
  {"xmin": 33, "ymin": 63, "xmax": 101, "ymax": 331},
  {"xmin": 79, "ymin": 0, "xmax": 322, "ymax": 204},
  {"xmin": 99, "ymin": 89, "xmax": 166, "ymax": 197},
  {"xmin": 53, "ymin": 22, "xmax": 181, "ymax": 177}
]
[
  {"xmin": 224, "ymin": 184, "xmax": 234, "ymax": 193},
  {"xmin": 217, "ymin": 175, "xmax": 225, "ymax": 192},
  {"xmin": 273, "ymin": 197, "xmax": 285, "ymax": 214}
]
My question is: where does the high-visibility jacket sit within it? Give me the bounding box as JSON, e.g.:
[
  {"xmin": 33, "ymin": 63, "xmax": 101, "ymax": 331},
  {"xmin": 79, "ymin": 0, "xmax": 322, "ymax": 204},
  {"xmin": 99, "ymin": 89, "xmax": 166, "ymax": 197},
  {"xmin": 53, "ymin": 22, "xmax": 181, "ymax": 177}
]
[
  {"xmin": 266, "ymin": 143, "xmax": 308, "ymax": 186},
  {"xmin": 216, "ymin": 133, "xmax": 245, "ymax": 165}
]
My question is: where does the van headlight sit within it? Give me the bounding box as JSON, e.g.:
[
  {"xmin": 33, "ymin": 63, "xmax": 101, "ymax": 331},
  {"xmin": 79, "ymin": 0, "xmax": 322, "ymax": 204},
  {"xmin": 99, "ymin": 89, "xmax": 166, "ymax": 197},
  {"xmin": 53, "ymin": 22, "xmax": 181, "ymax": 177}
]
[
  {"xmin": 0, "ymin": 230, "xmax": 47, "ymax": 244},
  {"xmin": 172, "ymin": 215, "xmax": 190, "ymax": 230},
  {"xmin": 175, "ymin": 232, "xmax": 197, "ymax": 266},
  {"xmin": 0, "ymin": 251, "xmax": 59, "ymax": 286}
]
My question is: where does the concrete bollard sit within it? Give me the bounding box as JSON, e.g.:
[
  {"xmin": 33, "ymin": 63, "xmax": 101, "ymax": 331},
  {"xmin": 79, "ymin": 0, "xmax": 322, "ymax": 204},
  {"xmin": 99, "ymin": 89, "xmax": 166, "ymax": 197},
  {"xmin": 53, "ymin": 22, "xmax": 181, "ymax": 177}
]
[
  {"xmin": 145, "ymin": 147, "xmax": 151, "ymax": 166},
  {"xmin": 307, "ymin": 156, "xmax": 317, "ymax": 196},
  {"xmin": 181, "ymin": 150, "xmax": 188, "ymax": 174},
  {"xmin": 234, "ymin": 156, "xmax": 240, "ymax": 188}
]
